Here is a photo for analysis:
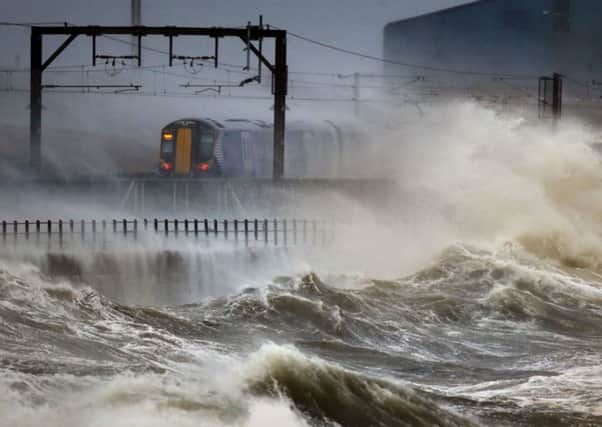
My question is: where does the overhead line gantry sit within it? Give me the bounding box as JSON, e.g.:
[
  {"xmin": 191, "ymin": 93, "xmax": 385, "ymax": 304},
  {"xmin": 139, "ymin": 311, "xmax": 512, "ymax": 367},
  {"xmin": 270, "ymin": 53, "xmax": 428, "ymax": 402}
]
[{"xmin": 30, "ymin": 23, "xmax": 287, "ymax": 179}]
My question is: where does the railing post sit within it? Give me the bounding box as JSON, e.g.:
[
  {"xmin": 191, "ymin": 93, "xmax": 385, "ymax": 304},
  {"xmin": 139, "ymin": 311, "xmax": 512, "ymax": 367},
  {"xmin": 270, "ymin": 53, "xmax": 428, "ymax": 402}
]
[
  {"xmin": 224, "ymin": 219, "xmax": 228, "ymax": 240},
  {"xmin": 234, "ymin": 219, "xmax": 239, "ymax": 242},
  {"xmin": 321, "ymin": 220, "xmax": 326, "ymax": 246},
  {"xmin": 81, "ymin": 219, "xmax": 85, "ymax": 241},
  {"xmin": 184, "ymin": 219, "xmax": 189, "ymax": 234},
  {"xmin": 330, "ymin": 218, "xmax": 335, "ymax": 245},
  {"xmin": 154, "ymin": 218, "xmax": 158, "ymax": 232},
  {"xmin": 113, "ymin": 219, "xmax": 117, "ymax": 233},
  {"xmin": 194, "ymin": 219, "xmax": 198, "ymax": 235},
  {"xmin": 70, "ymin": 219, "xmax": 74, "ymax": 233},
  {"xmin": 264, "ymin": 219, "xmax": 268, "ymax": 245},
  {"xmin": 174, "ymin": 219, "xmax": 179, "ymax": 234},
  {"xmin": 254, "ymin": 219, "xmax": 259, "ymax": 241},
  {"xmin": 204, "ymin": 219, "xmax": 209, "ymax": 235},
  {"xmin": 164, "ymin": 219, "xmax": 169, "ymax": 235},
  {"xmin": 283, "ymin": 219, "xmax": 287, "ymax": 246},
  {"xmin": 144, "ymin": 218, "xmax": 148, "ymax": 231},
  {"xmin": 303, "ymin": 219, "xmax": 307, "ymax": 244},
  {"xmin": 244, "ymin": 219, "xmax": 249, "ymax": 246},
  {"xmin": 25, "ymin": 220, "xmax": 29, "ymax": 235},
  {"xmin": 273, "ymin": 219, "xmax": 278, "ymax": 246},
  {"xmin": 36, "ymin": 220, "xmax": 40, "ymax": 233},
  {"xmin": 292, "ymin": 219, "xmax": 297, "ymax": 245},
  {"xmin": 123, "ymin": 218, "xmax": 127, "ymax": 235},
  {"xmin": 13, "ymin": 221, "xmax": 19, "ymax": 239},
  {"xmin": 214, "ymin": 219, "xmax": 218, "ymax": 237}
]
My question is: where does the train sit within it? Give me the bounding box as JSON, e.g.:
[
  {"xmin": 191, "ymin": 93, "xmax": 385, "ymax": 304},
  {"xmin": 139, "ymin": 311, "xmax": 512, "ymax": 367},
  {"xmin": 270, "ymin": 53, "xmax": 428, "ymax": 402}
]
[{"xmin": 157, "ymin": 118, "xmax": 374, "ymax": 179}]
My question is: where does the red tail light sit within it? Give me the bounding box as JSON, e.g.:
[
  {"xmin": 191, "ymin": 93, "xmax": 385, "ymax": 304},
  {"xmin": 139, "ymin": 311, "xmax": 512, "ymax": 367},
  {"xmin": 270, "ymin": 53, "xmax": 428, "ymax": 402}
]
[
  {"xmin": 199, "ymin": 163, "xmax": 209, "ymax": 172},
  {"xmin": 161, "ymin": 162, "xmax": 172, "ymax": 171}
]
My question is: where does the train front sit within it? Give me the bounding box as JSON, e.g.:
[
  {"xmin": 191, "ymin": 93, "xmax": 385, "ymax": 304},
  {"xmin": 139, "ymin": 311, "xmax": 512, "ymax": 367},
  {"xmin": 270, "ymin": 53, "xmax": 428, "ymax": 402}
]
[{"xmin": 158, "ymin": 119, "xmax": 220, "ymax": 177}]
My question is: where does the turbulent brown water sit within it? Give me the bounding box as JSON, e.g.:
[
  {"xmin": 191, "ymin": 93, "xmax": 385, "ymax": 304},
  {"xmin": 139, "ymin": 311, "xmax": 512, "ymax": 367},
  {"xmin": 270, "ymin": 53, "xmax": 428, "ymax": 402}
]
[
  {"xmin": 0, "ymin": 241, "xmax": 601, "ymax": 427},
  {"xmin": 2, "ymin": 103, "xmax": 602, "ymax": 426}
]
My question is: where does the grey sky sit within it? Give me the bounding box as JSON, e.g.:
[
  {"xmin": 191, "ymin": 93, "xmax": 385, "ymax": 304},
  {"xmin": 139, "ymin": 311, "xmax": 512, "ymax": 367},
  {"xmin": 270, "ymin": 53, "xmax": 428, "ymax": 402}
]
[{"xmin": 1, "ymin": 0, "xmax": 472, "ymax": 71}]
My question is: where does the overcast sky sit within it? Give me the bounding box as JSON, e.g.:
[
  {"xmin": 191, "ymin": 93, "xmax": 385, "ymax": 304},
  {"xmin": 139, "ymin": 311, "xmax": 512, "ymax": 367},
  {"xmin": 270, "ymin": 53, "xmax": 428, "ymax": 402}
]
[{"xmin": 0, "ymin": 0, "xmax": 473, "ymax": 71}]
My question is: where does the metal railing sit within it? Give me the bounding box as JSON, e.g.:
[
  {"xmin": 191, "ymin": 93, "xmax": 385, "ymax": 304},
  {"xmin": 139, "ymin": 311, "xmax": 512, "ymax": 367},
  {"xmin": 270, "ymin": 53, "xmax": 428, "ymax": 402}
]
[{"xmin": 0, "ymin": 218, "xmax": 334, "ymax": 248}]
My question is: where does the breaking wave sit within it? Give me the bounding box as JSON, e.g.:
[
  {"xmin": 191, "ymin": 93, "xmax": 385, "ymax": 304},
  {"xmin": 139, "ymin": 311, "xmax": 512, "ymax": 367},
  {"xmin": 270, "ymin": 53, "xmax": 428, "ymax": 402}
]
[
  {"xmin": 3, "ymin": 102, "xmax": 602, "ymax": 426},
  {"xmin": 245, "ymin": 344, "xmax": 474, "ymax": 427},
  {"xmin": 1, "ymin": 234, "xmax": 601, "ymax": 425}
]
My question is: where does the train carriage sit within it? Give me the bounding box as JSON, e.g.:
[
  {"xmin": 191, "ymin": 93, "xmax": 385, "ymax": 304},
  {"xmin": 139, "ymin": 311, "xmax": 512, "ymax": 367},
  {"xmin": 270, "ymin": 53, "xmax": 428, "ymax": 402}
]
[
  {"xmin": 158, "ymin": 117, "xmax": 371, "ymax": 179},
  {"xmin": 159, "ymin": 118, "xmax": 273, "ymax": 178}
]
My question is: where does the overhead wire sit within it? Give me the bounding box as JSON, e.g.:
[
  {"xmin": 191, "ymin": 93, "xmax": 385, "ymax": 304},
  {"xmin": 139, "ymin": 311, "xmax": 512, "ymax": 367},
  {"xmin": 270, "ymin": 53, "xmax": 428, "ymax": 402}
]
[
  {"xmin": 1, "ymin": 84, "xmax": 542, "ymax": 105},
  {"xmin": 2, "ymin": 21, "xmax": 597, "ymax": 103},
  {"xmin": 564, "ymin": 75, "xmax": 592, "ymax": 89},
  {"xmin": 0, "ymin": 20, "xmax": 534, "ymax": 80},
  {"xmin": 3, "ymin": 20, "xmax": 597, "ymax": 87},
  {"xmin": 276, "ymin": 26, "xmax": 539, "ymax": 79},
  {"xmin": 0, "ymin": 22, "xmax": 69, "ymax": 27},
  {"xmin": 0, "ymin": 86, "xmax": 405, "ymax": 103},
  {"xmin": 492, "ymin": 77, "xmax": 535, "ymax": 98}
]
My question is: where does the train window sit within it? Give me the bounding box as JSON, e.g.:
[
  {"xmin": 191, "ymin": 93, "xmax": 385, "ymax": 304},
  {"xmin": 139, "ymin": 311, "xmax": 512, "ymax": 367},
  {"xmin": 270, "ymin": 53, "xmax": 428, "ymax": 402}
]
[
  {"xmin": 161, "ymin": 140, "xmax": 174, "ymax": 154},
  {"xmin": 198, "ymin": 131, "xmax": 215, "ymax": 160}
]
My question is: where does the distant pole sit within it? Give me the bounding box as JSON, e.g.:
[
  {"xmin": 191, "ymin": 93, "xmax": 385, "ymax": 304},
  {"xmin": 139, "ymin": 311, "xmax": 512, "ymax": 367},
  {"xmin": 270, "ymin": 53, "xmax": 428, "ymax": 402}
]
[
  {"xmin": 131, "ymin": 0, "xmax": 141, "ymax": 55},
  {"xmin": 352, "ymin": 72, "xmax": 360, "ymax": 116},
  {"xmin": 552, "ymin": 72, "xmax": 562, "ymax": 121},
  {"xmin": 538, "ymin": 73, "xmax": 563, "ymax": 122},
  {"xmin": 131, "ymin": 0, "xmax": 141, "ymax": 26}
]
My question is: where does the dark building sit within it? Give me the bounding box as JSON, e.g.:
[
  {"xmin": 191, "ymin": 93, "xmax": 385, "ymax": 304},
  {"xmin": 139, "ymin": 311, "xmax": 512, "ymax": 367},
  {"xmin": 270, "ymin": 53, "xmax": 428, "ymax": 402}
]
[{"xmin": 384, "ymin": 0, "xmax": 602, "ymax": 86}]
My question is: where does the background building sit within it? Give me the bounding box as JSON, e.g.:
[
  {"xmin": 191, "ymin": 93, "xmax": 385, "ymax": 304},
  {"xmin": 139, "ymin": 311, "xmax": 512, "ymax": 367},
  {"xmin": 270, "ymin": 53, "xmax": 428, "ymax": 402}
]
[{"xmin": 384, "ymin": 0, "xmax": 602, "ymax": 91}]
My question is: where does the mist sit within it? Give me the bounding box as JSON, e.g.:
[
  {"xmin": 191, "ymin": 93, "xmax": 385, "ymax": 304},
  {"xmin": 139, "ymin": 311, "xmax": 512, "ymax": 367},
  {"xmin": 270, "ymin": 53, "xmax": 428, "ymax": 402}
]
[{"xmin": 2, "ymin": 2, "xmax": 602, "ymax": 426}]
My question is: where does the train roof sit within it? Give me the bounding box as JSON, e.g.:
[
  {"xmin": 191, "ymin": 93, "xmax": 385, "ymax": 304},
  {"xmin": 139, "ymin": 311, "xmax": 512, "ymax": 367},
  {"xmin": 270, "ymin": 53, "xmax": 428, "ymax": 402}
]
[
  {"xmin": 163, "ymin": 118, "xmax": 271, "ymax": 131},
  {"xmin": 164, "ymin": 118, "xmax": 362, "ymax": 134},
  {"xmin": 221, "ymin": 119, "xmax": 271, "ymax": 131}
]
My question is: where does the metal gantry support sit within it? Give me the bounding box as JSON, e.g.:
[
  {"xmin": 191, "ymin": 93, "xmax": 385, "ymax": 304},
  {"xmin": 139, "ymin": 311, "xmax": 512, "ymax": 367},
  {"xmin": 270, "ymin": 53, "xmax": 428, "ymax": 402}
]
[
  {"xmin": 30, "ymin": 24, "xmax": 288, "ymax": 179},
  {"xmin": 538, "ymin": 72, "xmax": 563, "ymax": 121},
  {"xmin": 552, "ymin": 72, "xmax": 562, "ymax": 119}
]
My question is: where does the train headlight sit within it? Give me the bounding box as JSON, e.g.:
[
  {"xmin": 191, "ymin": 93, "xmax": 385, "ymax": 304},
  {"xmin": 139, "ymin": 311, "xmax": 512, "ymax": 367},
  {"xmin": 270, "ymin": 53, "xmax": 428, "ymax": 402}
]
[{"xmin": 162, "ymin": 132, "xmax": 174, "ymax": 141}]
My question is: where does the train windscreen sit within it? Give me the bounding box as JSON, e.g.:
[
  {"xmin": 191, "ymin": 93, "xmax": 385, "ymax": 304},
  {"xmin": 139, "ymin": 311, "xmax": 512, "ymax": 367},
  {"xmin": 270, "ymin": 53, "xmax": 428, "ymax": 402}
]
[
  {"xmin": 161, "ymin": 140, "xmax": 174, "ymax": 154},
  {"xmin": 198, "ymin": 131, "xmax": 215, "ymax": 161}
]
